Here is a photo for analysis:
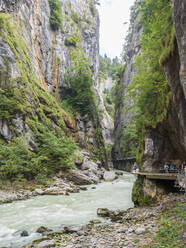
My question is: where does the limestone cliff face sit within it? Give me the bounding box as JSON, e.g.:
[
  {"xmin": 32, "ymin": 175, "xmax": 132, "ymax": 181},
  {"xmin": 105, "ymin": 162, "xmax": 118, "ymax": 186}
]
[
  {"xmin": 98, "ymin": 76, "xmax": 114, "ymax": 145},
  {"xmin": 114, "ymin": 2, "xmax": 186, "ymax": 203},
  {"xmin": 113, "ymin": 17, "xmax": 142, "ymax": 159},
  {"xmin": 0, "ymin": 0, "xmax": 107, "ymax": 165},
  {"xmin": 1, "ymin": 0, "xmax": 99, "ymax": 93},
  {"xmin": 142, "ymin": 2, "xmax": 186, "ymax": 172},
  {"xmin": 114, "ymin": 2, "xmax": 186, "ymax": 167}
]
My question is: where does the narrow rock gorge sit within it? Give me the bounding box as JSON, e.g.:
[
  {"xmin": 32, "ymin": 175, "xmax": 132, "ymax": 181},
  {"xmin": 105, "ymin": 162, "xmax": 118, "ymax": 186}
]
[
  {"xmin": 0, "ymin": 0, "xmax": 185, "ymax": 247},
  {"xmin": 0, "ymin": 0, "xmax": 185, "ymax": 207}
]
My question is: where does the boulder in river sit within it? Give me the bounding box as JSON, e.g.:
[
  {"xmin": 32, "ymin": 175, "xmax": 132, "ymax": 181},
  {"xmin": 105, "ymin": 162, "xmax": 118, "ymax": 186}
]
[
  {"xmin": 67, "ymin": 169, "xmax": 93, "ymax": 185},
  {"xmin": 115, "ymin": 171, "xmax": 123, "ymax": 176},
  {"xmin": 20, "ymin": 230, "xmax": 29, "ymax": 237},
  {"xmin": 103, "ymin": 171, "xmax": 116, "ymax": 182},
  {"xmin": 36, "ymin": 226, "xmax": 52, "ymax": 234},
  {"xmin": 44, "ymin": 187, "xmax": 66, "ymax": 195},
  {"xmin": 97, "ymin": 208, "xmax": 111, "ymax": 217}
]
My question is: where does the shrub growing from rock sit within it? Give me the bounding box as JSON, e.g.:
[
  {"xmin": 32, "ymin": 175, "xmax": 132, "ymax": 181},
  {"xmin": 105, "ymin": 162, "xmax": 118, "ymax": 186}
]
[{"xmin": 48, "ymin": 0, "xmax": 63, "ymax": 30}]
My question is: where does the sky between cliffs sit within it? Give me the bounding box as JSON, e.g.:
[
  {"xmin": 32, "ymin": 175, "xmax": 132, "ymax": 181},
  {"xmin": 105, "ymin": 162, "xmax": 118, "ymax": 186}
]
[{"xmin": 98, "ymin": 0, "xmax": 135, "ymax": 59}]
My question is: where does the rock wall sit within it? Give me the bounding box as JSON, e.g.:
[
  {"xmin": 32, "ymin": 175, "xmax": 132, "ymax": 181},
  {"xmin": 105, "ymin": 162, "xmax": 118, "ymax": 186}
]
[
  {"xmin": 0, "ymin": 0, "xmax": 108, "ymax": 171},
  {"xmin": 113, "ymin": 16, "xmax": 142, "ymax": 159},
  {"xmin": 98, "ymin": 76, "xmax": 114, "ymax": 145},
  {"xmin": 142, "ymin": 2, "xmax": 186, "ymax": 172},
  {"xmin": 1, "ymin": 0, "xmax": 100, "ymax": 93},
  {"xmin": 114, "ymin": 1, "xmax": 186, "ymax": 203}
]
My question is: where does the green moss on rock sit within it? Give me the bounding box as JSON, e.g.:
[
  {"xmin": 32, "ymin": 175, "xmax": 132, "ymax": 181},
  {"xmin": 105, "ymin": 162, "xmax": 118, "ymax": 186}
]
[{"xmin": 132, "ymin": 176, "xmax": 155, "ymax": 206}]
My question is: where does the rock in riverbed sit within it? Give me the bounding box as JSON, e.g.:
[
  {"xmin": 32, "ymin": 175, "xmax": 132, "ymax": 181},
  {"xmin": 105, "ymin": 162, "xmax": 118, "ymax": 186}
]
[
  {"xmin": 36, "ymin": 226, "xmax": 52, "ymax": 234},
  {"xmin": 66, "ymin": 169, "xmax": 94, "ymax": 185},
  {"xmin": 103, "ymin": 171, "xmax": 116, "ymax": 182},
  {"xmin": 115, "ymin": 171, "xmax": 123, "ymax": 176},
  {"xmin": 20, "ymin": 230, "xmax": 29, "ymax": 236},
  {"xmin": 79, "ymin": 186, "xmax": 88, "ymax": 191},
  {"xmin": 34, "ymin": 189, "xmax": 44, "ymax": 195},
  {"xmin": 97, "ymin": 208, "xmax": 111, "ymax": 217}
]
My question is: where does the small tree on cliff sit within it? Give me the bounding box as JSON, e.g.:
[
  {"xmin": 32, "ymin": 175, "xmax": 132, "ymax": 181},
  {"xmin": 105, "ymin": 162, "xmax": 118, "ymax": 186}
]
[
  {"xmin": 48, "ymin": 0, "xmax": 63, "ymax": 30},
  {"xmin": 63, "ymin": 49, "xmax": 96, "ymax": 116}
]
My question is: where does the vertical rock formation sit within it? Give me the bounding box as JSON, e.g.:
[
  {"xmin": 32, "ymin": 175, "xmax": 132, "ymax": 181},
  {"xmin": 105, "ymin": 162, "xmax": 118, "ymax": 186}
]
[
  {"xmin": 0, "ymin": 0, "xmax": 108, "ymax": 180},
  {"xmin": 0, "ymin": 0, "xmax": 100, "ymax": 136},
  {"xmin": 113, "ymin": 16, "xmax": 142, "ymax": 159},
  {"xmin": 142, "ymin": 1, "xmax": 186, "ymax": 172},
  {"xmin": 98, "ymin": 75, "xmax": 114, "ymax": 145}
]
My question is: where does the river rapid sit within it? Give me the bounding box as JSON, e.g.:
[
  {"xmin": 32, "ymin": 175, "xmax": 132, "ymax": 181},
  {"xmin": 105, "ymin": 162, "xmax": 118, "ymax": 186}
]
[{"xmin": 0, "ymin": 172, "xmax": 136, "ymax": 248}]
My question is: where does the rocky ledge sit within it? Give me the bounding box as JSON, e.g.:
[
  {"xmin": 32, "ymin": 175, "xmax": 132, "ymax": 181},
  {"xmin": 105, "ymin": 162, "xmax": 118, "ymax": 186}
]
[
  {"xmin": 0, "ymin": 177, "xmax": 79, "ymax": 204},
  {"xmin": 26, "ymin": 193, "xmax": 185, "ymax": 248}
]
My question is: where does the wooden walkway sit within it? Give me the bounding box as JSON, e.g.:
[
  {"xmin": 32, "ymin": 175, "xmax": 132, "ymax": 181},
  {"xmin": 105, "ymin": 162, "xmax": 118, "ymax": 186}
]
[
  {"xmin": 133, "ymin": 172, "xmax": 178, "ymax": 180},
  {"xmin": 112, "ymin": 157, "xmax": 136, "ymax": 162}
]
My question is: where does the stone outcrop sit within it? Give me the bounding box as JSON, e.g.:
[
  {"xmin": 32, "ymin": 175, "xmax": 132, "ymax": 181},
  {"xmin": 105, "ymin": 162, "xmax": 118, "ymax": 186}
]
[
  {"xmin": 0, "ymin": 0, "xmax": 99, "ymax": 130},
  {"xmin": 67, "ymin": 153, "xmax": 104, "ymax": 185}
]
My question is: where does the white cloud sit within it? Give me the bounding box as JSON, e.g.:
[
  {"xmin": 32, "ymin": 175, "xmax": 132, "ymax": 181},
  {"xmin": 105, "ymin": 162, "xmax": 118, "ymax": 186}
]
[{"xmin": 98, "ymin": 0, "xmax": 135, "ymax": 59}]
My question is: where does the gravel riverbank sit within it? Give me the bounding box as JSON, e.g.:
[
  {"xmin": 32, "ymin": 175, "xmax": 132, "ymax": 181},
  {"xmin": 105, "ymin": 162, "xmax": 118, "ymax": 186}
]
[{"xmin": 26, "ymin": 193, "xmax": 185, "ymax": 248}]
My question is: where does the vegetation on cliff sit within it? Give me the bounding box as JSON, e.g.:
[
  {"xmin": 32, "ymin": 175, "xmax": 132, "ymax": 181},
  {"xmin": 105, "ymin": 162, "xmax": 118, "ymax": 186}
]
[
  {"xmin": 62, "ymin": 49, "xmax": 96, "ymax": 116},
  {"xmin": 119, "ymin": 0, "xmax": 173, "ymax": 162},
  {"xmin": 99, "ymin": 55, "xmax": 124, "ymax": 119},
  {"xmin": 0, "ymin": 14, "xmax": 77, "ymax": 181},
  {"xmin": 61, "ymin": 49, "xmax": 108, "ymax": 166},
  {"xmin": 48, "ymin": 0, "xmax": 63, "ymax": 30},
  {"xmin": 0, "ymin": 0, "xmax": 108, "ymax": 182}
]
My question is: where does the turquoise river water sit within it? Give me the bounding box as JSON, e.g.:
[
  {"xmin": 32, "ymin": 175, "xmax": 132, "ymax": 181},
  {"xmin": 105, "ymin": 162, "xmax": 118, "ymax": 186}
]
[{"xmin": 0, "ymin": 172, "xmax": 136, "ymax": 248}]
